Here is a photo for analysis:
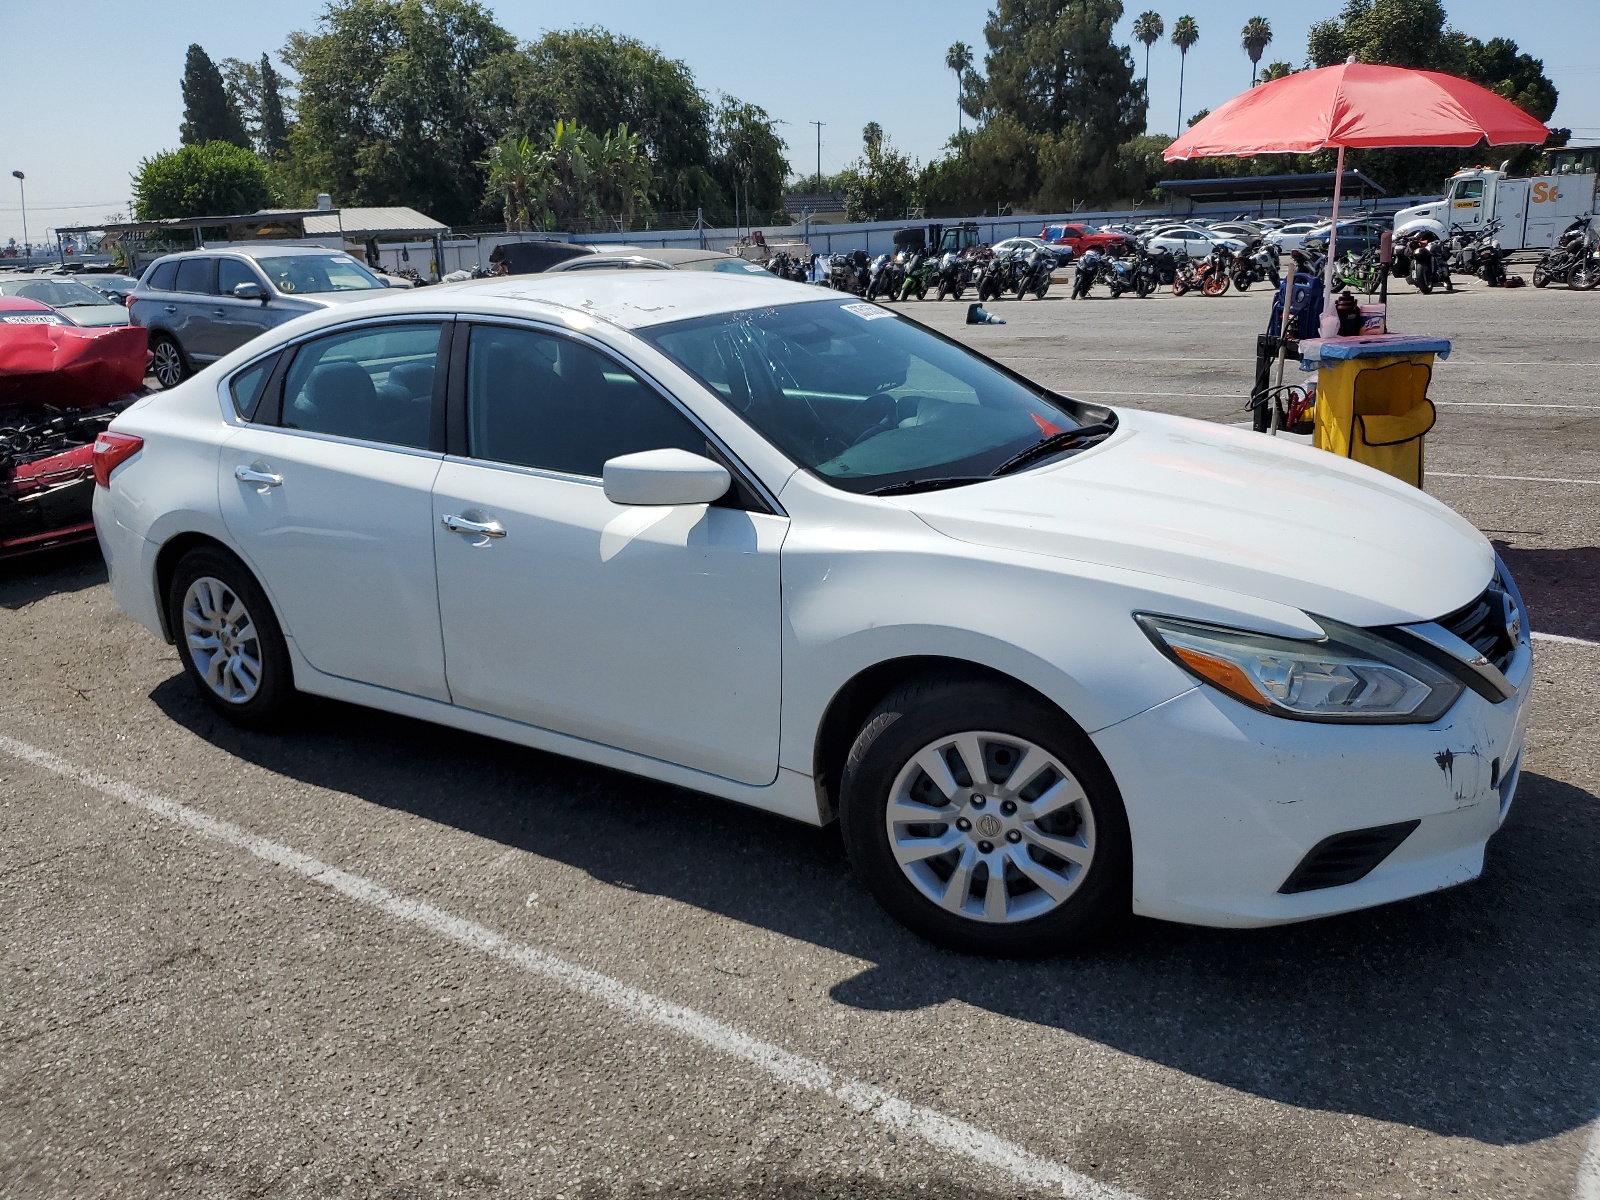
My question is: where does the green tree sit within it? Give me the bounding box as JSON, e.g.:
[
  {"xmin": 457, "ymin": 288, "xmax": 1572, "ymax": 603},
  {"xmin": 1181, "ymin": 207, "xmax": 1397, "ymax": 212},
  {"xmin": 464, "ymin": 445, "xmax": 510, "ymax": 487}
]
[
  {"xmin": 221, "ymin": 54, "xmax": 295, "ymax": 156},
  {"xmin": 482, "ymin": 133, "xmax": 547, "ymax": 229},
  {"xmin": 259, "ymin": 56, "xmax": 290, "ymax": 157},
  {"xmin": 1259, "ymin": 61, "xmax": 1294, "ymax": 82},
  {"xmin": 962, "ymin": 0, "xmax": 1147, "ymax": 204},
  {"xmin": 591, "ymin": 124, "xmax": 654, "ymax": 230},
  {"xmin": 284, "ymin": 0, "xmax": 516, "ymax": 224},
  {"xmin": 488, "ymin": 27, "xmax": 720, "ymax": 215},
  {"xmin": 840, "ymin": 125, "xmax": 918, "ymax": 221},
  {"xmin": 1170, "ymin": 16, "xmax": 1198, "ymax": 133},
  {"xmin": 1131, "ymin": 11, "xmax": 1163, "ymax": 84},
  {"xmin": 945, "ymin": 42, "xmax": 974, "ymax": 134},
  {"xmin": 133, "ymin": 142, "xmax": 272, "ymax": 219},
  {"xmin": 1241, "ymin": 16, "xmax": 1272, "ymax": 86},
  {"xmin": 710, "ymin": 99, "xmax": 789, "ymax": 224},
  {"xmin": 180, "ymin": 44, "xmax": 250, "ymax": 149},
  {"xmin": 1186, "ymin": 107, "xmax": 1210, "ymax": 127}
]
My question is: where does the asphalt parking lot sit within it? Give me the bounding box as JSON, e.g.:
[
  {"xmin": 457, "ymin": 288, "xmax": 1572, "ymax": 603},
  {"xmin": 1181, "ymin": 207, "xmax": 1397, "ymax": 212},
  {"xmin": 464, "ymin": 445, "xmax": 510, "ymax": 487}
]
[{"xmin": 2, "ymin": 275, "xmax": 1597, "ymax": 1200}]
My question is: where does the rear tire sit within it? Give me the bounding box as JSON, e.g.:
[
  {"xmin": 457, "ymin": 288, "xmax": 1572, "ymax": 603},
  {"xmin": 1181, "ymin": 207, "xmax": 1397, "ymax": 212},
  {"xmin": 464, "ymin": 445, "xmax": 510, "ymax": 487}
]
[
  {"xmin": 149, "ymin": 334, "xmax": 190, "ymax": 390},
  {"xmin": 167, "ymin": 546, "xmax": 296, "ymax": 729},
  {"xmin": 839, "ymin": 675, "xmax": 1131, "ymax": 957}
]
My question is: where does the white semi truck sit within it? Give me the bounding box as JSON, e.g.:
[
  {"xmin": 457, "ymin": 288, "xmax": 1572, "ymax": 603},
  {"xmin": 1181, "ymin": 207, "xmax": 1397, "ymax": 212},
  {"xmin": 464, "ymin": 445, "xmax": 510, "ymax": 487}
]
[{"xmin": 1393, "ymin": 145, "xmax": 1600, "ymax": 249}]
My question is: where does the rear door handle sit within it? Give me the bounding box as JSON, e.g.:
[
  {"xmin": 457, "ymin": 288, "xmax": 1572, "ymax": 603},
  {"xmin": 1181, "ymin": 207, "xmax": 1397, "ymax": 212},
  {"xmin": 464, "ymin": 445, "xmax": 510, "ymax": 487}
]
[
  {"xmin": 441, "ymin": 514, "xmax": 506, "ymax": 538},
  {"xmin": 213, "ymin": 308, "xmax": 226, "ymax": 316},
  {"xmin": 234, "ymin": 466, "xmax": 283, "ymax": 487},
  {"xmin": 164, "ymin": 304, "xmax": 178, "ymax": 313}
]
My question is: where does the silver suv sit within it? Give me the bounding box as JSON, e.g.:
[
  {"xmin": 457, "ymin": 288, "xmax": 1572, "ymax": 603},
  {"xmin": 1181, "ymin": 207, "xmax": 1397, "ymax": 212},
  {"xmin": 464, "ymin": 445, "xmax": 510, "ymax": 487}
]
[{"xmin": 129, "ymin": 246, "xmax": 399, "ymax": 388}]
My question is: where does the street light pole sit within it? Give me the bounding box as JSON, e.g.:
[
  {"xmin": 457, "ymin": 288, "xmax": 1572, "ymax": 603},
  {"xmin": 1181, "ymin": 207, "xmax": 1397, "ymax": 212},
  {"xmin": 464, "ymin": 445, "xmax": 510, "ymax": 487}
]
[
  {"xmin": 10, "ymin": 171, "xmax": 27, "ymax": 262},
  {"xmin": 810, "ymin": 121, "xmax": 825, "ymax": 194}
]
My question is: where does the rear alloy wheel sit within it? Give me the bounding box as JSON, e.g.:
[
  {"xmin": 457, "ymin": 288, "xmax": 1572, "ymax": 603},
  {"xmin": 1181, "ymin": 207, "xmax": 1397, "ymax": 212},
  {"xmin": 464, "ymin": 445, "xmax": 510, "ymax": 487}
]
[
  {"xmin": 149, "ymin": 334, "xmax": 189, "ymax": 389},
  {"xmin": 168, "ymin": 546, "xmax": 295, "ymax": 727},
  {"xmin": 840, "ymin": 676, "xmax": 1131, "ymax": 956}
]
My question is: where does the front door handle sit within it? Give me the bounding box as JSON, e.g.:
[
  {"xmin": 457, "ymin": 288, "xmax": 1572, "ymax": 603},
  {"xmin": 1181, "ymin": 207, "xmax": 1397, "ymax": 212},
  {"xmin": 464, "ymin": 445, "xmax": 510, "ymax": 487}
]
[
  {"xmin": 164, "ymin": 304, "xmax": 178, "ymax": 313},
  {"xmin": 441, "ymin": 513, "xmax": 506, "ymax": 538},
  {"xmin": 234, "ymin": 465, "xmax": 283, "ymax": 487}
]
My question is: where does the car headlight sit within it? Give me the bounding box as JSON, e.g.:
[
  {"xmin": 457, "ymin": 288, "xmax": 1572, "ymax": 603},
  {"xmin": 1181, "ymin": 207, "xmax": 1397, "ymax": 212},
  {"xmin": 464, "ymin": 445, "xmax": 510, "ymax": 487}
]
[{"xmin": 1136, "ymin": 614, "xmax": 1464, "ymax": 724}]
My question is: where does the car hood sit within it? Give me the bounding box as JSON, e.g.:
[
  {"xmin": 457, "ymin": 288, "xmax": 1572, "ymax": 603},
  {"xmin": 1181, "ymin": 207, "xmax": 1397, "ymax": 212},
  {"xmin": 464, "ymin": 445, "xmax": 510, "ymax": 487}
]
[
  {"xmin": 897, "ymin": 409, "xmax": 1492, "ymax": 627},
  {"xmin": 283, "ymin": 289, "xmax": 397, "ymax": 310},
  {"xmin": 63, "ymin": 304, "xmax": 130, "ymax": 327}
]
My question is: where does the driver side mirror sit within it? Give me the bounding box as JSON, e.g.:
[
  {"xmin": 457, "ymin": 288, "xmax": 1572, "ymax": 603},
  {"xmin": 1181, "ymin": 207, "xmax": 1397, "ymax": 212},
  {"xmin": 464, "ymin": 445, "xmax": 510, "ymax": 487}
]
[
  {"xmin": 602, "ymin": 449, "xmax": 730, "ymax": 506},
  {"xmin": 232, "ymin": 281, "xmax": 265, "ymax": 301}
]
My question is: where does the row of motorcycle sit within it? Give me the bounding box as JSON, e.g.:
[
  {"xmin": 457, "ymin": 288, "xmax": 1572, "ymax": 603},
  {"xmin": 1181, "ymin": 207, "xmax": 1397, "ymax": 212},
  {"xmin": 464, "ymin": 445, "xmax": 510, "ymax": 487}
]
[
  {"xmin": 805, "ymin": 246, "xmax": 1057, "ymax": 303},
  {"xmin": 1073, "ymin": 238, "xmax": 1281, "ymax": 300}
]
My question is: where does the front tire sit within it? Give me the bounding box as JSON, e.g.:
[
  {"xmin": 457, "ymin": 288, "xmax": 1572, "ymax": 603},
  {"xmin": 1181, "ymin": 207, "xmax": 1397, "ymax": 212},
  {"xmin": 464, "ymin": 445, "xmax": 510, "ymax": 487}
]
[
  {"xmin": 168, "ymin": 546, "xmax": 296, "ymax": 728},
  {"xmin": 839, "ymin": 676, "xmax": 1131, "ymax": 957},
  {"xmin": 149, "ymin": 334, "xmax": 190, "ymax": 390}
]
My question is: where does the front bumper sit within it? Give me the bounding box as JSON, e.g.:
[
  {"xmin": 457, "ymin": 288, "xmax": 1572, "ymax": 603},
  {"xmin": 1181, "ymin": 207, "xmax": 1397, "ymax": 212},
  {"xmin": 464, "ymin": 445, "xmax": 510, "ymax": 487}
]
[{"xmin": 1093, "ymin": 638, "xmax": 1532, "ymax": 928}]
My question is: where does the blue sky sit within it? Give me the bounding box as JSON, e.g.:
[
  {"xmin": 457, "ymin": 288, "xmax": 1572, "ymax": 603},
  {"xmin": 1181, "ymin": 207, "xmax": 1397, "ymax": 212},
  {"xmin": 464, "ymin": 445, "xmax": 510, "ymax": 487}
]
[{"xmin": 1, "ymin": 0, "xmax": 1595, "ymax": 243}]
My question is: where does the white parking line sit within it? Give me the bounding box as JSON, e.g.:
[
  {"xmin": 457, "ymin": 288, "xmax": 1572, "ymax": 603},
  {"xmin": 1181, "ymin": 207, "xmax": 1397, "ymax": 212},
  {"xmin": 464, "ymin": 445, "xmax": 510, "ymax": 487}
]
[
  {"xmin": 1532, "ymin": 631, "xmax": 1600, "ymax": 649},
  {"xmin": 0, "ymin": 733, "xmax": 1137, "ymax": 1200},
  {"xmin": 1577, "ymin": 1116, "xmax": 1600, "ymax": 1200},
  {"xmin": 1431, "ymin": 472, "xmax": 1600, "ymax": 485}
]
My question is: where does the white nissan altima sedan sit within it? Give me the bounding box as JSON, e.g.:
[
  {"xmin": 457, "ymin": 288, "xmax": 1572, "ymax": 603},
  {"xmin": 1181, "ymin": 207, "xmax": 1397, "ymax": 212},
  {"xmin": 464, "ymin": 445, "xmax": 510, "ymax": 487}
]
[{"xmin": 92, "ymin": 271, "xmax": 1533, "ymax": 956}]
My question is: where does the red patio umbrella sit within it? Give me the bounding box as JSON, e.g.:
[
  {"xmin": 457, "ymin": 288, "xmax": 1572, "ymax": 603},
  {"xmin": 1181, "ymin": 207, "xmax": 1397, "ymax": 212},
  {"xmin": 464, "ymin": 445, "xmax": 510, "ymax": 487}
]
[{"xmin": 1164, "ymin": 60, "xmax": 1549, "ymax": 335}]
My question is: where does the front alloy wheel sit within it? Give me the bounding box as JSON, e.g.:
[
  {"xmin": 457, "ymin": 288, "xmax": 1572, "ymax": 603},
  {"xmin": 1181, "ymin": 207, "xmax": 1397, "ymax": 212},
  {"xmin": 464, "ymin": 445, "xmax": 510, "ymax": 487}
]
[
  {"xmin": 886, "ymin": 731, "xmax": 1096, "ymax": 924},
  {"xmin": 840, "ymin": 676, "xmax": 1131, "ymax": 956}
]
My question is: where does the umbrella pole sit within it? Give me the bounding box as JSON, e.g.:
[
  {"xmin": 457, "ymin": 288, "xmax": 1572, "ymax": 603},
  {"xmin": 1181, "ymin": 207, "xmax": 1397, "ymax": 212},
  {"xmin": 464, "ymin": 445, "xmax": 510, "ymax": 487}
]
[
  {"xmin": 1270, "ymin": 273, "xmax": 1292, "ymax": 435},
  {"xmin": 1320, "ymin": 145, "xmax": 1346, "ymax": 337}
]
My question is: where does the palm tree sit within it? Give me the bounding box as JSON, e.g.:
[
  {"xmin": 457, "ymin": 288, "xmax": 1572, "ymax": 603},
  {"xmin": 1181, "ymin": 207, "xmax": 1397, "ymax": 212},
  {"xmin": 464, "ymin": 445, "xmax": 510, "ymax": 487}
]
[
  {"xmin": 1241, "ymin": 16, "xmax": 1273, "ymax": 86},
  {"xmin": 1259, "ymin": 61, "xmax": 1293, "ymax": 83},
  {"xmin": 1131, "ymin": 12, "xmax": 1163, "ymax": 84},
  {"xmin": 945, "ymin": 41, "xmax": 973, "ymax": 135},
  {"xmin": 1171, "ymin": 15, "xmax": 1199, "ymax": 133}
]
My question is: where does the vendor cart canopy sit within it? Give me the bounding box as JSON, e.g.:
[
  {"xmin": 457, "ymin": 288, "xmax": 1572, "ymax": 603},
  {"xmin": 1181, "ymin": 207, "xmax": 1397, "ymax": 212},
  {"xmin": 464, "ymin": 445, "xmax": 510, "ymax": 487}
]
[{"xmin": 1165, "ymin": 62, "xmax": 1551, "ymax": 160}]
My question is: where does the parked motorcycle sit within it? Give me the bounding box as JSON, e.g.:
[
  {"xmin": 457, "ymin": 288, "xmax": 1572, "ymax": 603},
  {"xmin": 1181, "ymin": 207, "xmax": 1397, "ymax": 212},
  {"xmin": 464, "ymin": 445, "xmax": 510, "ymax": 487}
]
[
  {"xmin": 866, "ymin": 253, "xmax": 904, "ymax": 301},
  {"xmin": 1451, "ymin": 219, "xmax": 1510, "ymax": 286},
  {"xmin": 1194, "ymin": 245, "xmax": 1235, "ymax": 296},
  {"xmin": 1098, "ymin": 253, "xmax": 1137, "ymax": 298},
  {"xmin": 766, "ymin": 252, "xmax": 808, "ymax": 282},
  {"xmin": 976, "ymin": 251, "xmax": 1012, "ymax": 303},
  {"xmin": 1170, "ymin": 252, "xmax": 1199, "ymax": 296},
  {"xmin": 934, "ymin": 251, "xmax": 968, "ymax": 300},
  {"xmin": 900, "ymin": 251, "xmax": 940, "ymax": 300},
  {"xmin": 1396, "ymin": 229, "xmax": 1452, "ymax": 294},
  {"xmin": 1072, "ymin": 248, "xmax": 1104, "ymax": 298},
  {"xmin": 1533, "ymin": 217, "xmax": 1595, "ymax": 289},
  {"xmin": 827, "ymin": 250, "xmax": 871, "ymax": 296},
  {"xmin": 1230, "ymin": 242, "xmax": 1280, "ymax": 292},
  {"xmin": 1130, "ymin": 246, "xmax": 1163, "ymax": 297},
  {"xmin": 1011, "ymin": 247, "xmax": 1053, "ymax": 299}
]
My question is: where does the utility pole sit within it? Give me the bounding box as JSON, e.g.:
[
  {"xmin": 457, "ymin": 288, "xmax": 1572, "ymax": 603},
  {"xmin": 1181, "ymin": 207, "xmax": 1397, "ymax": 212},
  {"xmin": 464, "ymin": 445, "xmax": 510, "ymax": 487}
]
[
  {"xmin": 10, "ymin": 171, "xmax": 27, "ymax": 261},
  {"xmin": 810, "ymin": 121, "xmax": 825, "ymax": 194}
]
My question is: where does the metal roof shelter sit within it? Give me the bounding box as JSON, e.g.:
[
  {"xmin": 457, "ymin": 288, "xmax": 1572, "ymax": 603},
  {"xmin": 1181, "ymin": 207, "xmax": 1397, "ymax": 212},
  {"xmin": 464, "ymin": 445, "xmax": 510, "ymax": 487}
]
[
  {"xmin": 1158, "ymin": 170, "xmax": 1386, "ymax": 216},
  {"xmin": 302, "ymin": 206, "xmax": 447, "ymax": 239},
  {"xmin": 56, "ymin": 208, "xmax": 337, "ymax": 245}
]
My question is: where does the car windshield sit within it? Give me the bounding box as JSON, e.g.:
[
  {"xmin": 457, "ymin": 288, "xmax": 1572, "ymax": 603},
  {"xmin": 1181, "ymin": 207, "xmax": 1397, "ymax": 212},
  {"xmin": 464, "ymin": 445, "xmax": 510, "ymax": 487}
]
[
  {"xmin": 0, "ymin": 279, "xmax": 111, "ymax": 307},
  {"xmin": 640, "ymin": 298, "xmax": 1104, "ymax": 494},
  {"xmin": 253, "ymin": 253, "xmax": 382, "ymax": 295}
]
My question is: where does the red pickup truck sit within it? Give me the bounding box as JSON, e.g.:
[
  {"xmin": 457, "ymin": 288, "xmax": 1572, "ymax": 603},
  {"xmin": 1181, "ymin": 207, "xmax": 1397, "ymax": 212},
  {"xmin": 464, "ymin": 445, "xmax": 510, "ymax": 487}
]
[{"xmin": 1040, "ymin": 223, "xmax": 1130, "ymax": 256}]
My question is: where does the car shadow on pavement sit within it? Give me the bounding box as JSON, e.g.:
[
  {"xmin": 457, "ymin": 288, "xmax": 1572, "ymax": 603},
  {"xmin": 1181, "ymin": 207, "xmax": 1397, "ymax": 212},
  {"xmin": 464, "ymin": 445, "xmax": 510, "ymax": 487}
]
[
  {"xmin": 1495, "ymin": 540, "xmax": 1600, "ymax": 642},
  {"xmin": 0, "ymin": 543, "xmax": 106, "ymax": 610},
  {"xmin": 150, "ymin": 679, "xmax": 1600, "ymax": 1149}
]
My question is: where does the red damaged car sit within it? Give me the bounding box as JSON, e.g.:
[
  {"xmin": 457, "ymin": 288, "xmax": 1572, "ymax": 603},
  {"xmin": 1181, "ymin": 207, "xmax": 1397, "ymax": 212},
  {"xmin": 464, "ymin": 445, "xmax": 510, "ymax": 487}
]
[{"xmin": 0, "ymin": 296, "xmax": 149, "ymax": 559}]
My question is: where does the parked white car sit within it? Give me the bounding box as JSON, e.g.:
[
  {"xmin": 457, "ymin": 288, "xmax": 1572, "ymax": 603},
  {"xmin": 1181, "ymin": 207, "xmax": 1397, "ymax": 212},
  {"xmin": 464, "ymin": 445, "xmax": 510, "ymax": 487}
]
[
  {"xmin": 1142, "ymin": 226, "xmax": 1248, "ymax": 258},
  {"xmin": 93, "ymin": 273, "xmax": 1533, "ymax": 955},
  {"xmin": 1266, "ymin": 221, "xmax": 1328, "ymax": 254}
]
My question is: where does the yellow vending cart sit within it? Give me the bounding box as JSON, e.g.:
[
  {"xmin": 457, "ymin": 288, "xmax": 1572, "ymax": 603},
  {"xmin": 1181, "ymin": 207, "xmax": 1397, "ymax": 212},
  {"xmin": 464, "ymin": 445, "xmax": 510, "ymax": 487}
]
[{"xmin": 1298, "ymin": 334, "xmax": 1451, "ymax": 488}]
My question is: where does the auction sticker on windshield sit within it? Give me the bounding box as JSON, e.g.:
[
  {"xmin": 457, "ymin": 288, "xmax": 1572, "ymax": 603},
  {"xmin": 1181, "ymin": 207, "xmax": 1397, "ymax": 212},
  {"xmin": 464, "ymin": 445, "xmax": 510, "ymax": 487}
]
[{"xmin": 841, "ymin": 301, "xmax": 894, "ymax": 320}]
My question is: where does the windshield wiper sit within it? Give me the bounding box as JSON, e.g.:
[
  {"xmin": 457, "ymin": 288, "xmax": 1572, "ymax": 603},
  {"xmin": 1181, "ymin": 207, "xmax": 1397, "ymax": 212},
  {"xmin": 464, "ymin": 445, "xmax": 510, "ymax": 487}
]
[
  {"xmin": 990, "ymin": 421, "xmax": 1117, "ymax": 477},
  {"xmin": 867, "ymin": 476, "xmax": 990, "ymax": 497}
]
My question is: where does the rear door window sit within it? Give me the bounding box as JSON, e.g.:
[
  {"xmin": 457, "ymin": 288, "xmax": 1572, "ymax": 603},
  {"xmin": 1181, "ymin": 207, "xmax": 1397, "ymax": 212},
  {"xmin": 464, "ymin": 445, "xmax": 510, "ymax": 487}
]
[
  {"xmin": 174, "ymin": 257, "xmax": 216, "ymax": 294},
  {"xmin": 145, "ymin": 261, "xmax": 178, "ymax": 291},
  {"xmin": 278, "ymin": 323, "xmax": 443, "ymax": 450}
]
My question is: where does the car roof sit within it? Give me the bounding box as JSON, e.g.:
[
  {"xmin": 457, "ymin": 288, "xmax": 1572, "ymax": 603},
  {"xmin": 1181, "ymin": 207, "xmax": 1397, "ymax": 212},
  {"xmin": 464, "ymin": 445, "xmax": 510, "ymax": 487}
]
[
  {"xmin": 338, "ymin": 270, "xmax": 821, "ymax": 332},
  {"xmin": 154, "ymin": 245, "xmax": 347, "ymax": 261},
  {"xmin": 564, "ymin": 246, "xmax": 742, "ymax": 267}
]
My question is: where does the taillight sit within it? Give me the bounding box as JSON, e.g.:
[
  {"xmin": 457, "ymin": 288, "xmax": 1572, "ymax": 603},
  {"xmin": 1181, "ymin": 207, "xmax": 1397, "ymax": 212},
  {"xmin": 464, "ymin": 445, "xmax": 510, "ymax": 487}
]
[{"xmin": 92, "ymin": 432, "xmax": 143, "ymax": 487}]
